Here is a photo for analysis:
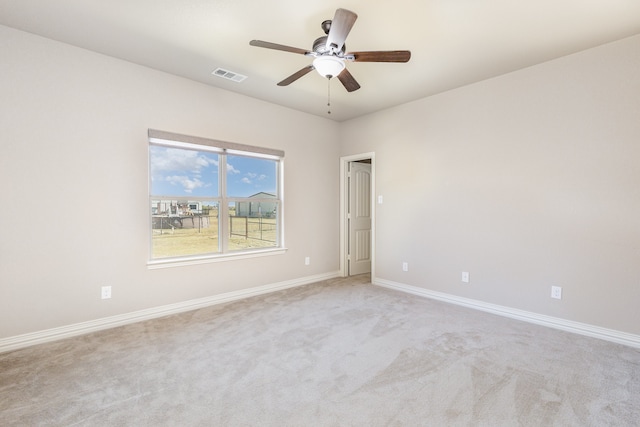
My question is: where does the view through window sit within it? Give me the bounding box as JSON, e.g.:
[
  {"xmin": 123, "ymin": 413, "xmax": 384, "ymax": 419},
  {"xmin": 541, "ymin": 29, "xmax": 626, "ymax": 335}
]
[{"xmin": 149, "ymin": 131, "xmax": 283, "ymax": 261}]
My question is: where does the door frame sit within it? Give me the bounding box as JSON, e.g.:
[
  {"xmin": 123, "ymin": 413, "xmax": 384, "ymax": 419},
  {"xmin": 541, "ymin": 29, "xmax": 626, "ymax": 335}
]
[{"xmin": 339, "ymin": 152, "xmax": 376, "ymax": 278}]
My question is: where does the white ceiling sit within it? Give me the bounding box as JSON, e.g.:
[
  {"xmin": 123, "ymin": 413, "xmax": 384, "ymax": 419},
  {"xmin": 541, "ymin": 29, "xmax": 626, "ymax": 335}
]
[{"xmin": 2, "ymin": 0, "xmax": 640, "ymax": 121}]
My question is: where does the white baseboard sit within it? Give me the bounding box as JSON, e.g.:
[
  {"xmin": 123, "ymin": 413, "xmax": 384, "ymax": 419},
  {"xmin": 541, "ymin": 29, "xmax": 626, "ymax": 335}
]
[
  {"xmin": 0, "ymin": 271, "xmax": 340, "ymax": 354},
  {"xmin": 373, "ymin": 277, "xmax": 640, "ymax": 349}
]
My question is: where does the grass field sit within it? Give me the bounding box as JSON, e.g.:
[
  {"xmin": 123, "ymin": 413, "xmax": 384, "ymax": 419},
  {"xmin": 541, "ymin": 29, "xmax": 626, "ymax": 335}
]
[{"xmin": 151, "ymin": 215, "xmax": 277, "ymax": 258}]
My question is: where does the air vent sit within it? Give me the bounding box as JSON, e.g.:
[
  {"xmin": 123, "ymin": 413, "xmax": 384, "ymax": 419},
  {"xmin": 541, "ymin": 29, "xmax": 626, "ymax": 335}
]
[{"xmin": 212, "ymin": 68, "xmax": 247, "ymax": 83}]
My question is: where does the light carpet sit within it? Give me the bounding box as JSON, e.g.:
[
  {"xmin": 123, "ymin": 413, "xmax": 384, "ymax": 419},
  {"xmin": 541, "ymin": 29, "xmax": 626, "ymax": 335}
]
[{"xmin": 1, "ymin": 274, "xmax": 639, "ymax": 426}]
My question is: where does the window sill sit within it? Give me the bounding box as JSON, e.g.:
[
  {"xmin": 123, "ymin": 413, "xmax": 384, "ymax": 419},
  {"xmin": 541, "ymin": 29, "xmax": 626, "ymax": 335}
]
[{"xmin": 147, "ymin": 247, "xmax": 288, "ymax": 269}]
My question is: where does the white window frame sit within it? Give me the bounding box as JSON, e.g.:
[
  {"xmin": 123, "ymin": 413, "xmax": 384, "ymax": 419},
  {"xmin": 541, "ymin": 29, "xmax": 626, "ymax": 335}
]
[{"xmin": 147, "ymin": 129, "xmax": 286, "ymax": 268}]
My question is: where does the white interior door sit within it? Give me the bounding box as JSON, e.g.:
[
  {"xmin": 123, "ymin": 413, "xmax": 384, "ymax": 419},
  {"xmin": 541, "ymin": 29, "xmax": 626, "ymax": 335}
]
[{"xmin": 348, "ymin": 161, "xmax": 372, "ymax": 275}]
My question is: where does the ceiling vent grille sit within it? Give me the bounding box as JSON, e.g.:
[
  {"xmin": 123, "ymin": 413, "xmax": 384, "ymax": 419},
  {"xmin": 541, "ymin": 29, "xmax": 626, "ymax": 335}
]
[{"xmin": 212, "ymin": 68, "xmax": 247, "ymax": 83}]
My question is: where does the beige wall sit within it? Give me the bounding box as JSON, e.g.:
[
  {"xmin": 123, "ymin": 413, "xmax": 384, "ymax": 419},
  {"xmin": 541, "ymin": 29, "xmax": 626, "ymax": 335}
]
[
  {"xmin": 0, "ymin": 26, "xmax": 340, "ymax": 338},
  {"xmin": 340, "ymin": 35, "xmax": 640, "ymax": 335}
]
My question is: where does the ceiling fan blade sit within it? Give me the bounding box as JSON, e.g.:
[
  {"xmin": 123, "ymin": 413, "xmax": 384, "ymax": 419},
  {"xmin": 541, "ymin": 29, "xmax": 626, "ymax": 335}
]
[
  {"xmin": 326, "ymin": 8, "xmax": 358, "ymax": 53},
  {"xmin": 337, "ymin": 68, "xmax": 361, "ymax": 92},
  {"xmin": 277, "ymin": 65, "xmax": 315, "ymax": 86},
  {"xmin": 250, "ymin": 40, "xmax": 309, "ymax": 55},
  {"xmin": 348, "ymin": 50, "xmax": 411, "ymax": 63}
]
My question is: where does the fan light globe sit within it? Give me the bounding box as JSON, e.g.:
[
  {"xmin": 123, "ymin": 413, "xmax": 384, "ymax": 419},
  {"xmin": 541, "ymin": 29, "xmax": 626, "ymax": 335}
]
[{"xmin": 313, "ymin": 56, "xmax": 345, "ymax": 78}]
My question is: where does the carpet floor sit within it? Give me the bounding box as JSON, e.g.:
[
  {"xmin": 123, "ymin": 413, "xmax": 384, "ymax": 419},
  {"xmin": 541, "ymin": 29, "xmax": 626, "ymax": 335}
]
[{"xmin": 1, "ymin": 274, "xmax": 639, "ymax": 426}]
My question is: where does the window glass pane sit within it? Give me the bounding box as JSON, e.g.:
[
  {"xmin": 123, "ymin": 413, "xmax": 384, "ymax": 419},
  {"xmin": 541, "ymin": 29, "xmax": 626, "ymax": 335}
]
[
  {"xmin": 151, "ymin": 200, "xmax": 219, "ymax": 258},
  {"xmin": 228, "ymin": 202, "xmax": 278, "ymax": 251},
  {"xmin": 149, "ymin": 135, "xmax": 283, "ymax": 262},
  {"xmin": 226, "ymin": 155, "xmax": 277, "ymax": 197},
  {"xmin": 150, "ymin": 145, "xmax": 219, "ymax": 197}
]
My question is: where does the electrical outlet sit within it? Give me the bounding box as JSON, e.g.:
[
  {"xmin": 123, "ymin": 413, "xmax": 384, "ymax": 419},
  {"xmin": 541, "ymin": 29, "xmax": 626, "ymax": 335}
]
[
  {"xmin": 101, "ymin": 286, "xmax": 112, "ymax": 299},
  {"xmin": 402, "ymin": 262, "xmax": 409, "ymax": 272},
  {"xmin": 551, "ymin": 286, "xmax": 562, "ymax": 300},
  {"xmin": 305, "ymin": 256, "xmax": 310, "ymax": 266},
  {"xmin": 461, "ymin": 271, "xmax": 470, "ymax": 283}
]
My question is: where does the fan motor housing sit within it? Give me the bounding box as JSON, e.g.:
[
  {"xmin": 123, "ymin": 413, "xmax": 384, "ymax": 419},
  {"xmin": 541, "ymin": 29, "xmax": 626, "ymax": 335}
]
[{"xmin": 313, "ymin": 36, "xmax": 345, "ymax": 55}]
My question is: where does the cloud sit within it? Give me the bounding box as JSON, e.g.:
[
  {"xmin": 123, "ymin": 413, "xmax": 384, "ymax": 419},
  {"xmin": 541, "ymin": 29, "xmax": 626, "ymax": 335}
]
[
  {"xmin": 150, "ymin": 146, "xmax": 220, "ymax": 194},
  {"xmin": 227, "ymin": 163, "xmax": 240, "ymax": 174},
  {"xmin": 165, "ymin": 175, "xmax": 205, "ymax": 193},
  {"xmin": 151, "ymin": 147, "xmax": 218, "ymax": 174},
  {"xmin": 242, "ymin": 173, "xmax": 266, "ymax": 184}
]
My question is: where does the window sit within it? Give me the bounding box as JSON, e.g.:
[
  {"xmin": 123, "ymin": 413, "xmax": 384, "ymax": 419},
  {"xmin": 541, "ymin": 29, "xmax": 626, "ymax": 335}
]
[{"xmin": 148, "ymin": 129, "xmax": 284, "ymax": 263}]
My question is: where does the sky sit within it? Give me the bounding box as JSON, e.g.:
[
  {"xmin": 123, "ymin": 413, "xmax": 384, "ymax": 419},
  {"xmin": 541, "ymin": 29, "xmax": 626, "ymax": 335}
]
[{"xmin": 150, "ymin": 146, "xmax": 277, "ymax": 198}]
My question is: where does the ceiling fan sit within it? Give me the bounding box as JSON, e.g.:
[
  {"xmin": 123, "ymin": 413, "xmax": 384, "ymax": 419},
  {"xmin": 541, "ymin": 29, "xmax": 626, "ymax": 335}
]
[{"xmin": 249, "ymin": 8, "xmax": 411, "ymax": 93}]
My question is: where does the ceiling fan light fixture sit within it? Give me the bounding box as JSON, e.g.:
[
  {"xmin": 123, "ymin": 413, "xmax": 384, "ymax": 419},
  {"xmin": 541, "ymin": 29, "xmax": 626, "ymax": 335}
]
[{"xmin": 313, "ymin": 56, "xmax": 345, "ymax": 78}]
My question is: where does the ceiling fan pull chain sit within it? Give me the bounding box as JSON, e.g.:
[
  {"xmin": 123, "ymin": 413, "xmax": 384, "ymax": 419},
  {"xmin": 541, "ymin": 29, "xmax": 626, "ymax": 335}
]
[{"xmin": 327, "ymin": 77, "xmax": 331, "ymax": 115}]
